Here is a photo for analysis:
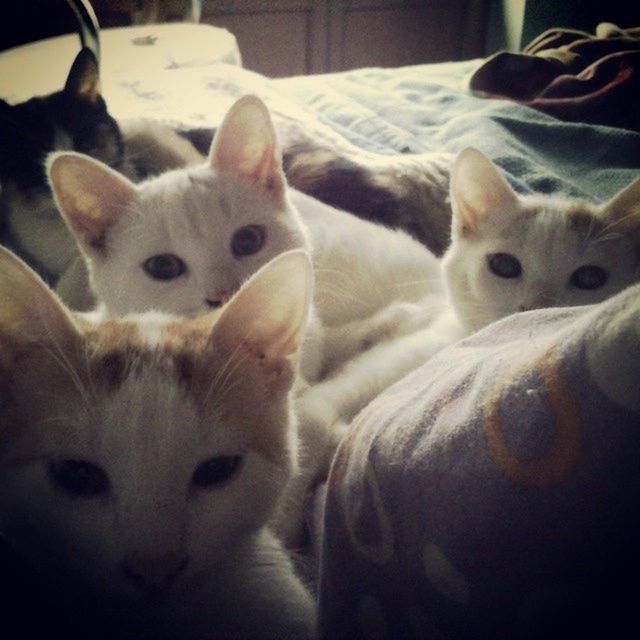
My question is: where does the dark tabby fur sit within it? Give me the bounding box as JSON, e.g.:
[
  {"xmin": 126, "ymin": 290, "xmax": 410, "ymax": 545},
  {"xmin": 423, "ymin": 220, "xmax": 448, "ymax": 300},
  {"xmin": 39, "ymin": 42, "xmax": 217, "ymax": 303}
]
[{"xmin": 182, "ymin": 128, "xmax": 452, "ymax": 256}]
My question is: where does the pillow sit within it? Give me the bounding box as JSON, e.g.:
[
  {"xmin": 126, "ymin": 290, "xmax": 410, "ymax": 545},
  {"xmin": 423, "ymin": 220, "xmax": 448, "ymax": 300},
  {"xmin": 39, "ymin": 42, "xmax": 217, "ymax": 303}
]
[{"xmin": 319, "ymin": 283, "xmax": 640, "ymax": 639}]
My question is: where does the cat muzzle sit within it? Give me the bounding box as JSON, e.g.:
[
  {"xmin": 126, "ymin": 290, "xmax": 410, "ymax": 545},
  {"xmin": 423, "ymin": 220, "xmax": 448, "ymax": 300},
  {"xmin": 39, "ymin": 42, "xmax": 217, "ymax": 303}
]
[
  {"xmin": 205, "ymin": 293, "xmax": 231, "ymax": 309},
  {"xmin": 121, "ymin": 552, "xmax": 190, "ymax": 593}
]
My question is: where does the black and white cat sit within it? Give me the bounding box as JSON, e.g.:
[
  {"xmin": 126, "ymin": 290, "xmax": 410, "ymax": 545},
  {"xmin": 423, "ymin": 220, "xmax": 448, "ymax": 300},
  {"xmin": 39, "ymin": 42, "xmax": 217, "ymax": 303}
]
[
  {"xmin": 0, "ymin": 47, "xmax": 202, "ymax": 309},
  {"xmin": 0, "ymin": 48, "xmax": 129, "ymax": 309}
]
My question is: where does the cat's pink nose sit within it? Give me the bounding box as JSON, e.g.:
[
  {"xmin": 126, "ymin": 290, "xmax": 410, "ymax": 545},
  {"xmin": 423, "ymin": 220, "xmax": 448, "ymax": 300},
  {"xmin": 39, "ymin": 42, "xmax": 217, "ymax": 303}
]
[{"xmin": 121, "ymin": 551, "xmax": 189, "ymax": 592}]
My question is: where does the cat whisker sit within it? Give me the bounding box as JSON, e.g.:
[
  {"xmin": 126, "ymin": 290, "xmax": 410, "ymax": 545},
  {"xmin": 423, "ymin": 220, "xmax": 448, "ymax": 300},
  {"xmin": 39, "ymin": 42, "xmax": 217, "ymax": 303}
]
[
  {"xmin": 592, "ymin": 212, "xmax": 634, "ymax": 243},
  {"xmin": 396, "ymin": 277, "xmax": 442, "ymax": 289},
  {"xmin": 590, "ymin": 231, "xmax": 624, "ymax": 246},
  {"xmin": 204, "ymin": 340, "xmax": 249, "ymax": 407},
  {"xmin": 34, "ymin": 411, "xmax": 79, "ymax": 428},
  {"xmin": 81, "ymin": 339, "xmax": 99, "ymax": 403},
  {"xmin": 34, "ymin": 306, "xmax": 93, "ymax": 418},
  {"xmin": 579, "ymin": 211, "xmax": 601, "ymax": 247}
]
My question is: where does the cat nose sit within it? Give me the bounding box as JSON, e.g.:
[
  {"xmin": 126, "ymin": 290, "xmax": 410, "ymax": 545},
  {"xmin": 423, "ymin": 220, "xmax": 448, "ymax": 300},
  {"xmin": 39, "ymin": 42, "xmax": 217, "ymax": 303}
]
[
  {"xmin": 519, "ymin": 299, "xmax": 547, "ymax": 312},
  {"xmin": 205, "ymin": 292, "xmax": 231, "ymax": 309},
  {"xmin": 121, "ymin": 551, "xmax": 189, "ymax": 592}
]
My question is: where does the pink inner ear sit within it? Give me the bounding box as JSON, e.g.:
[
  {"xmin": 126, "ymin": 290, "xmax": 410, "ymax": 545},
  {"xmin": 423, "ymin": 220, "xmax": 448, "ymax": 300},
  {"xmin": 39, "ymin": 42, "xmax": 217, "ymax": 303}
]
[
  {"xmin": 77, "ymin": 72, "xmax": 101, "ymax": 102},
  {"xmin": 602, "ymin": 176, "xmax": 640, "ymax": 229},
  {"xmin": 452, "ymin": 175, "xmax": 492, "ymax": 232},
  {"xmin": 254, "ymin": 146, "xmax": 283, "ymax": 192},
  {"xmin": 452, "ymin": 152, "xmax": 517, "ymax": 233},
  {"xmin": 209, "ymin": 98, "xmax": 284, "ymax": 194},
  {"xmin": 52, "ymin": 156, "xmax": 136, "ymax": 252}
]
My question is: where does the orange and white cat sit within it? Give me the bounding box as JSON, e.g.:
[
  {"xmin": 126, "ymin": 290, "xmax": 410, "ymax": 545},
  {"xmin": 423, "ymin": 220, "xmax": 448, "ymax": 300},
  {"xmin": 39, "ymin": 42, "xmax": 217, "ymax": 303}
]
[{"xmin": 0, "ymin": 246, "xmax": 316, "ymax": 639}]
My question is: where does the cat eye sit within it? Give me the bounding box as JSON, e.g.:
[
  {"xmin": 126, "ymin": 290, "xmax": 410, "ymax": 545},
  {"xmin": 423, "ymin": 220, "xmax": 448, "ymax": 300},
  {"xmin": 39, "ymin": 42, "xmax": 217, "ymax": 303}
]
[
  {"xmin": 487, "ymin": 253, "xmax": 522, "ymax": 279},
  {"xmin": 48, "ymin": 460, "xmax": 109, "ymax": 497},
  {"xmin": 231, "ymin": 225, "xmax": 266, "ymax": 258},
  {"xmin": 192, "ymin": 455, "xmax": 242, "ymax": 489},
  {"xmin": 143, "ymin": 254, "xmax": 187, "ymax": 280},
  {"xmin": 570, "ymin": 265, "xmax": 608, "ymax": 290}
]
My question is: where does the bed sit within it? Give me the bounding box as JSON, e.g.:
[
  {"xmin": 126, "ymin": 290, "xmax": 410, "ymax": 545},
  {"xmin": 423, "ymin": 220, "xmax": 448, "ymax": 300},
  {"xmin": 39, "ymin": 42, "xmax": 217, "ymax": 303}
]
[{"xmin": 2, "ymin": 13, "xmax": 639, "ymax": 640}]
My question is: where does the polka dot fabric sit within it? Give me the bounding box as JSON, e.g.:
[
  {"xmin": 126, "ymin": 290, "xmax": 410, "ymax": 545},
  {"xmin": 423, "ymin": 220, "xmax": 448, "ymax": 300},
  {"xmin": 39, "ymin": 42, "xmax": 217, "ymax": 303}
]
[{"xmin": 319, "ymin": 284, "xmax": 640, "ymax": 639}]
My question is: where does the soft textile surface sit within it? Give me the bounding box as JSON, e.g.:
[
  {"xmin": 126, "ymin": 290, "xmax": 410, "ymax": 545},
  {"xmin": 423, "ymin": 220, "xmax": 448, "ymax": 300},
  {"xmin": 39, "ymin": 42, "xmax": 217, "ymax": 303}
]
[
  {"xmin": 98, "ymin": 57, "xmax": 640, "ymax": 207},
  {"xmin": 0, "ymin": 23, "xmax": 241, "ymax": 104},
  {"xmin": 468, "ymin": 23, "xmax": 640, "ymax": 132},
  {"xmin": 319, "ymin": 284, "xmax": 640, "ymax": 639}
]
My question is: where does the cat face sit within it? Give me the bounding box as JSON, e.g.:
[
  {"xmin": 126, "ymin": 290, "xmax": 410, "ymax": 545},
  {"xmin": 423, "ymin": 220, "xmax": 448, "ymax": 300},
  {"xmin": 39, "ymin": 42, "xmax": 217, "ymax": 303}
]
[
  {"xmin": 48, "ymin": 95, "xmax": 309, "ymax": 317},
  {"xmin": 442, "ymin": 148, "xmax": 640, "ymax": 332},
  {"xmin": 0, "ymin": 48, "xmax": 124, "ymax": 211},
  {"xmin": 0, "ymin": 246, "xmax": 311, "ymax": 628}
]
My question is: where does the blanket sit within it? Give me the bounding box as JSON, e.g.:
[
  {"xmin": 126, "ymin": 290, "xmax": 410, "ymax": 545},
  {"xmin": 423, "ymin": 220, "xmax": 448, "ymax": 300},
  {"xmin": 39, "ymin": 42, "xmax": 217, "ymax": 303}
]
[
  {"xmin": 100, "ymin": 54, "xmax": 640, "ymax": 211},
  {"xmin": 319, "ymin": 284, "xmax": 640, "ymax": 639}
]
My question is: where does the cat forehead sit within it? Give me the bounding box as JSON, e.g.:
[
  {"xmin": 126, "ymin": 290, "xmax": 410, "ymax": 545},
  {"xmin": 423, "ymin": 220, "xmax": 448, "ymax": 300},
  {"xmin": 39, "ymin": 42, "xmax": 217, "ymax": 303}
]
[
  {"xmin": 139, "ymin": 164, "xmax": 283, "ymax": 221},
  {"xmin": 140, "ymin": 167, "xmax": 229, "ymax": 211},
  {"xmin": 495, "ymin": 196, "xmax": 604, "ymax": 239},
  {"xmin": 77, "ymin": 313, "xmax": 218, "ymax": 390}
]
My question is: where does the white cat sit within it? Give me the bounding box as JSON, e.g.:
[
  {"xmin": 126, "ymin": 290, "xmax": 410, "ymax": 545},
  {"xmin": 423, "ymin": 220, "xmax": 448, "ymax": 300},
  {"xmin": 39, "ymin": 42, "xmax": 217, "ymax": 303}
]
[
  {"xmin": 300, "ymin": 147, "xmax": 640, "ymax": 429},
  {"xmin": 443, "ymin": 147, "xmax": 640, "ymax": 333},
  {"xmin": 0, "ymin": 246, "xmax": 316, "ymax": 639},
  {"xmin": 46, "ymin": 94, "xmax": 438, "ymax": 368}
]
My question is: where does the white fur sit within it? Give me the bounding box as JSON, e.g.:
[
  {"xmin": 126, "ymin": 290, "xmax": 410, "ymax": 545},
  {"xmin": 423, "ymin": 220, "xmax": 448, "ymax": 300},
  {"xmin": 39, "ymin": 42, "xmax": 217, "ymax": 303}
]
[
  {"xmin": 47, "ymin": 96, "xmax": 439, "ymax": 355},
  {"xmin": 1, "ymin": 371, "xmax": 309, "ymax": 638},
  {"xmin": 442, "ymin": 148, "xmax": 640, "ymax": 333}
]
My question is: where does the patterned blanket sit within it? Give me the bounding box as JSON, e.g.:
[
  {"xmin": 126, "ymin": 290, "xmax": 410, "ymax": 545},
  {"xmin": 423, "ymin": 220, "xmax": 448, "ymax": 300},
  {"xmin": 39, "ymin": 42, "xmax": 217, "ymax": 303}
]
[
  {"xmin": 320, "ymin": 284, "xmax": 640, "ymax": 639},
  {"xmin": 101, "ymin": 57, "xmax": 640, "ymax": 205}
]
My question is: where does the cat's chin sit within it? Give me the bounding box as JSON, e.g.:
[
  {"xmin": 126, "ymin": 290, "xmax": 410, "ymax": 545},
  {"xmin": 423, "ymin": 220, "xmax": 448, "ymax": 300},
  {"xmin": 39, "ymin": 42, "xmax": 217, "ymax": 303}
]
[{"xmin": 55, "ymin": 580, "xmax": 201, "ymax": 638}]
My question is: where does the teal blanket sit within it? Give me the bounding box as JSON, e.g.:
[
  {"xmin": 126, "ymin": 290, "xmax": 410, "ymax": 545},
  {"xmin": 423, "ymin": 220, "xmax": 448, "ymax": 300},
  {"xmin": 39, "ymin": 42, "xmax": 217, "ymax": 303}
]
[
  {"xmin": 273, "ymin": 60, "xmax": 640, "ymax": 201},
  {"xmin": 99, "ymin": 58, "xmax": 640, "ymax": 205}
]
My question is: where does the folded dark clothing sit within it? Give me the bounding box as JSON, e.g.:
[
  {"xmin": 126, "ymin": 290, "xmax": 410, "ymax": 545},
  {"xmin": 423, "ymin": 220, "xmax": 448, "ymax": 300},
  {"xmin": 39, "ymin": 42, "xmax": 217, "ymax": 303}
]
[{"xmin": 469, "ymin": 22, "xmax": 640, "ymax": 131}]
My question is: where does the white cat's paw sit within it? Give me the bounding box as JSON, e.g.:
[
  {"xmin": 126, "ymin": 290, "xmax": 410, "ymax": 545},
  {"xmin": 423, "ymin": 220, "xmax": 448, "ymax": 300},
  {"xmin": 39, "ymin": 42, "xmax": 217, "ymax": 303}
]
[
  {"xmin": 361, "ymin": 300, "xmax": 425, "ymax": 346},
  {"xmin": 274, "ymin": 390, "xmax": 345, "ymax": 549},
  {"xmin": 296, "ymin": 387, "xmax": 339, "ymax": 438}
]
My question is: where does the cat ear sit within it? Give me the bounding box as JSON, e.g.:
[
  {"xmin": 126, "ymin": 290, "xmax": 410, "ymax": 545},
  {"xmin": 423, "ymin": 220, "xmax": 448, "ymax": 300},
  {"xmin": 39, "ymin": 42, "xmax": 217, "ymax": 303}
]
[
  {"xmin": 209, "ymin": 249, "xmax": 312, "ymax": 385},
  {"xmin": 47, "ymin": 151, "xmax": 136, "ymax": 255},
  {"xmin": 600, "ymin": 175, "xmax": 640, "ymax": 233},
  {"xmin": 209, "ymin": 95, "xmax": 285, "ymax": 195},
  {"xmin": 64, "ymin": 48, "xmax": 101, "ymax": 102},
  {"xmin": 450, "ymin": 147, "xmax": 518, "ymax": 236},
  {"xmin": 0, "ymin": 246, "xmax": 79, "ymax": 359}
]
